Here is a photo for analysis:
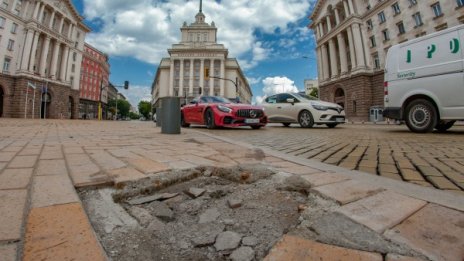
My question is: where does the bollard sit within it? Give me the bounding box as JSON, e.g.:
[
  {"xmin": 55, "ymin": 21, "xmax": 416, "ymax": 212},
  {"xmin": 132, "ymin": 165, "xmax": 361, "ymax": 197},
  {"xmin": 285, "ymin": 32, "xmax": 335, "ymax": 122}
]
[{"xmin": 160, "ymin": 97, "xmax": 181, "ymax": 134}]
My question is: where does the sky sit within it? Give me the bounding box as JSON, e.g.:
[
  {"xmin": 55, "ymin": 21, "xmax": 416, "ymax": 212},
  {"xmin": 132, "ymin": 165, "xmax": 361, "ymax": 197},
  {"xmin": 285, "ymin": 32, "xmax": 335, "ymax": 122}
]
[{"xmin": 71, "ymin": 0, "xmax": 318, "ymax": 106}]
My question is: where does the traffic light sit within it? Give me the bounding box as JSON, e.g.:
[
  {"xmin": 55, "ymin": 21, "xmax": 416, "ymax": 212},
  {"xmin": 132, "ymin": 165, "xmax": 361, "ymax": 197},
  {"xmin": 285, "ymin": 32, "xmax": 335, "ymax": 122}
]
[
  {"xmin": 124, "ymin": 81, "xmax": 129, "ymax": 89},
  {"xmin": 204, "ymin": 68, "xmax": 210, "ymax": 80}
]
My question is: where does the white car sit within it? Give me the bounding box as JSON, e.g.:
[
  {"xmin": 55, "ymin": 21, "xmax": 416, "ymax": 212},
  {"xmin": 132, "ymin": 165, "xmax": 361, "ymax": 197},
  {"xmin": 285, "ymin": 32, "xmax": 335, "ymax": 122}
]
[{"xmin": 262, "ymin": 93, "xmax": 345, "ymax": 128}]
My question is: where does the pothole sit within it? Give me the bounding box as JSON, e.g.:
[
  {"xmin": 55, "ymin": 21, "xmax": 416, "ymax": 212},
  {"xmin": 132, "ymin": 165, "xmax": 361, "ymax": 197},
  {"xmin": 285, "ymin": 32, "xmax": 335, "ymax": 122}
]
[{"xmin": 79, "ymin": 165, "xmax": 309, "ymax": 261}]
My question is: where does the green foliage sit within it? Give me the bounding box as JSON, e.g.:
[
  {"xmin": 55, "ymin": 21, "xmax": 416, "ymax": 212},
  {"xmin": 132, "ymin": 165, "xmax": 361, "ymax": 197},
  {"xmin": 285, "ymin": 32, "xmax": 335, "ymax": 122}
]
[
  {"xmin": 138, "ymin": 101, "xmax": 152, "ymax": 119},
  {"xmin": 309, "ymin": 87, "xmax": 319, "ymax": 98},
  {"xmin": 107, "ymin": 99, "xmax": 131, "ymax": 118},
  {"xmin": 129, "ymin": 112, "xmax": 140, "ymax": 119}
]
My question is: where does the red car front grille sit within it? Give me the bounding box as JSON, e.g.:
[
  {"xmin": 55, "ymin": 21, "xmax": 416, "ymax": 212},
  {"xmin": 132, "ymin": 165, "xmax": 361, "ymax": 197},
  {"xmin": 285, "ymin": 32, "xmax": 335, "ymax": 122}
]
[{"xmin": 236, "ymin": 109, "xmax": 264, "ymax": 118}]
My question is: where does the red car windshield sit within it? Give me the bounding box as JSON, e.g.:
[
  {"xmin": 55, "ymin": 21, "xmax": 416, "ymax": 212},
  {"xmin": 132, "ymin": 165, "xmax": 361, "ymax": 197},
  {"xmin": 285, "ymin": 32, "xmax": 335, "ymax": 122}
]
[{"xmin": 201, "ymin": 96, "xmax": 232, "ymax": 104}]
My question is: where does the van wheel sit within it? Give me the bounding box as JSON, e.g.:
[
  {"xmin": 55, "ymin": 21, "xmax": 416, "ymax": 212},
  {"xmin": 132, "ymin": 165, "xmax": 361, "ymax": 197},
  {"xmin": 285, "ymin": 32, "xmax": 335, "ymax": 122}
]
[
  {"xmin": 405, "ymin": 99, "xmax": 437, "ymax": 133},
  {"xmin": 298, "ymin": 110, "xmax": 314, "ymax": 128},
  {"xmin": 435, "ymin": 121, "xmax": 455, "ymax": 132}
]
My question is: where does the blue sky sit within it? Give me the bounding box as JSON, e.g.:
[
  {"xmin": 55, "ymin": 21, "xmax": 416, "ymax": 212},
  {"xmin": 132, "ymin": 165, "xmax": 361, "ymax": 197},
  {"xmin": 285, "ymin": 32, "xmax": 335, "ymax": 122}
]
[{"xmin": 71, "ymin": 0, "xmax": 318, "ymax": 106}]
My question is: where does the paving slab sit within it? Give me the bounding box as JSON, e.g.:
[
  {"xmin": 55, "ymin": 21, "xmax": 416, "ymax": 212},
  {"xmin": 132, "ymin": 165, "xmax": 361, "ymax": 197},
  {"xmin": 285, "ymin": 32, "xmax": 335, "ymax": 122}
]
[
  {"xmin": 0, "ymin": 168, "xmax": 33, "ymax": 189},
  {"xmin": 107, "ymin": 167, "xmax": 146, "ymax": 185},
  {"xmin": 89, "ymin": 151, "xmax": 126, "ymax": 170},
  {"xmin": 300, "ymin": 172, "xmax": 350, "ymax": 187},
  {"xmin": 0, "ymin": 152, "xmax": 17, "ymax": 162},
  {"xmin": 23, "ymin": 203, "xmax": 107, "ymax": 261},
  {"xmin": 264, "ymin": 235, "xmax": 382, "ymax": 261},
  {"xmin": 36, "ymin": 159, "xmax": 67, "ymax": 176},
  {"xmin": 31, "ymin": 175, "xmax": 80, "ymax": 208},
  {"xmin": 311, "ymin": 180, "xmax": 384, "ymax": 205},
  {"xmin": 66, "ymin": 154, "xmax": 108, "ymax": 187},
  {"xmin": 337, "ymin": 190, "xmax": 427, "ymax": 233},
  {"xmin": 0, "ymin": 243, "xmax": 17, "ymax": 261},
  {"xmin": 385, "ymin": 253, "xmax": 423, "ymax": 261},
  {"xmin": 40, "ymin": 149, "xmax": 63, "ymax": 160},
  {"xmin": 0, "ymin": 190, "xmax": 28, "ymax": 241},
  {"xmin": 63, "ymin": 146, "xmax": 85, "ymax": 154},
  {"xmin": 127, "ymin": 158, "xmax": 170, "ymax": 174},
  {"xmin": 277, "ymin": 165, "xmax": 320, "ymax": 175},
  {"xmin": 384, "ymin": 204, "xmax": 464, "ymax": 261},
  {"xmin": 8, "ymin": 155, "xmax": 37, "ymax": 168}
]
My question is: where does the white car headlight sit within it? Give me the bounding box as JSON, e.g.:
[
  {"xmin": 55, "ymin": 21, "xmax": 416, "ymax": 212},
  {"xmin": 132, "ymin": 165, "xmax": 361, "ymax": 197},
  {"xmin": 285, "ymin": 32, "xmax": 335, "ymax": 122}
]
[
  {"xmin": 312, "ymin": 104, "xmax": 328, "ymax": 111},
  {"xmin": 217, "ymin": 105, "xmax": 232, "ymax": 113}
]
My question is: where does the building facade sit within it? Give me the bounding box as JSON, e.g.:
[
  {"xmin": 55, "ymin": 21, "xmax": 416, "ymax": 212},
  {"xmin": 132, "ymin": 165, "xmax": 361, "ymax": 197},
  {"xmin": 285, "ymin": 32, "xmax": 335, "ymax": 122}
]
[
  {"xmin": 310, "ymin": 0, "xmax": 464, "ymax": 121},
  {"xmin": 304, "ymin": 79, "xmax": 319, "ymax": 96},
  {"xmin": 79, "ymin": 43, "xmax": 109, "ymax": 119},
  {"xmin": 0, "ymin": 0, "xmax": 89, "ymax": 119},
  {"xmin": 151, "ymin": 2, "xmax": 252, "ymax": 109}
]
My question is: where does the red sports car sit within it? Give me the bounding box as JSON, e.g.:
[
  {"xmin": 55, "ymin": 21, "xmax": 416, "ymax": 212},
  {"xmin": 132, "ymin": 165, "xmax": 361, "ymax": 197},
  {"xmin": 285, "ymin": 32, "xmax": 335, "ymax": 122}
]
[{"xmin": 181, "ymin": 96, "xmax": 267, "ymax": 129}]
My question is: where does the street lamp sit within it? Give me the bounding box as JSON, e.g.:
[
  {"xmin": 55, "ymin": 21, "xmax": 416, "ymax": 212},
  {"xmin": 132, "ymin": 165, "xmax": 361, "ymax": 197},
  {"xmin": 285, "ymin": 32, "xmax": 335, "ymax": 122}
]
[{"xmin": 99, "ymin": 80, "xmax": 129, "ymax": 120}]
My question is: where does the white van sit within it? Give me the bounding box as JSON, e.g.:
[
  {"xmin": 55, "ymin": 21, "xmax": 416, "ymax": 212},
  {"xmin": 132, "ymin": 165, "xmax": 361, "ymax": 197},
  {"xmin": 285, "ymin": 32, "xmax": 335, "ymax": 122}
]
[{"xmin": 383, "ymin": 25, "xmax": 464, "ymax": 133}]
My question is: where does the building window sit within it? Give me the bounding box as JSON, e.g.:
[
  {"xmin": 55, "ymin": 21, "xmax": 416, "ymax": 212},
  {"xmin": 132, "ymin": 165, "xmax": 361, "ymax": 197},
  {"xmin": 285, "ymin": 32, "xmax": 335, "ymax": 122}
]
[
  {"xmin": 435, "ymin": 23, "xmax": 448, "ymax": 31},
  {"xmin": 71, "ymin": 64, "xmax": 75, "ymax": 73},
  {"xmin": 1, "ymin": 1, "xmax": 8, "ymax": 9},
  {"xmin": 392, "ymin": 3, "xmax": 401, "ymax": 15},
  {"xmin": 382, "ymin": 29, "xmax": 390, "ymax": 41},
  {"xmin": 373, "ymin": 53, "xmax": 380, "ymax": 69},
  {"xmin": 413, "ymin": 12, "xmax": 423, "ymax": 27},
  {"xmin": 366, "ymin": 19, "xmax": 373, "ymax": 30},
  {"xmin": 7, "ymin": 39, "xmax": 14, "ymax": 50},
  {"xmin": 0, "ymin": 16, "xmax": 5, "ymax": 28},
  {"xmin": 3, "ymin": 57, "xmax": 11, "ymax": 72},
  {"xmin": 11, "ymin": 23, "xmax": 17, "ymax": 34},
  {"xmin": 397, "ymin": 22, "xmax": 406, "ymax": 35},
  {"xmin": 352, "ymin": 101, "xmax": 357, "ymax": 113},
  {"xmin": 370, "ymin": 36, "xmax": 376, "ymax": 47},
  {"xmin": 14, "ymin": 2, "xmax": 21, "ymax": 15},
  {"xmin": 73, "ymin": 52, "xmax": 77, "ymax": 61},
  {"xmin": 458, "ymin": 0, "xmax": 464, "ymax": 7},
  {"xmin": 378, "ymin": 11, "xmax": 386, "ymax": 23},
  {"xmin": 431, "ymin": 3, "xmax": 443, "ymax": 17},
  {"xmin": 409, "ymin": 0, "xmax": 417, "ymax": 6}
]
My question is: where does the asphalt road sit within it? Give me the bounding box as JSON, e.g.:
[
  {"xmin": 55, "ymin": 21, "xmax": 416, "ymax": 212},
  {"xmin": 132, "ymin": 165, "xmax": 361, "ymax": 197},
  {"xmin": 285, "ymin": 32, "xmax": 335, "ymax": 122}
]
[{"xmin": 195, "ymin": 123, "xmax": 464, "ymax": 193}]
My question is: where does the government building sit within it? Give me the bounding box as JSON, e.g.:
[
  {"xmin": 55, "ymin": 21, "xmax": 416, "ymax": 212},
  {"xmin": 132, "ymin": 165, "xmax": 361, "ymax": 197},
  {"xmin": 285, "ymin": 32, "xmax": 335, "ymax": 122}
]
[
  {"xmin": 151, "ymin": 1, "xmax": 252, "ymax": 109},
  {"xmin": 0, "ymin": 0, "xmax": 89, "ymax": 119},
  {"xmin": 310, "ymin": 0, "xmax": 464, "ymax": 121}
]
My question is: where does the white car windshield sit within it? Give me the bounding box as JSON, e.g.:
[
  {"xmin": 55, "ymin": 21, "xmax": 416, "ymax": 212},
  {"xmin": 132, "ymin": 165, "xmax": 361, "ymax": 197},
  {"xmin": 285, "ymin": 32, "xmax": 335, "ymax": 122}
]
[{"xmin": 292, "ymin": 93, "xmax": 318, "ymax": 101}]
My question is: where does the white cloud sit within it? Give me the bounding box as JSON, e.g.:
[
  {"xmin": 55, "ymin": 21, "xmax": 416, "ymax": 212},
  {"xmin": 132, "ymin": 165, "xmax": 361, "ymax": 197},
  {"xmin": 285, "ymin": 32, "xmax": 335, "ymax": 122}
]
[
  {"xmin": 118, "ymin": 85, "xmax": 152, "ymax": 108},
  {"xmin": 83, "ymin": 0, "xmax": 311, "ymax": 67},
  {"xmin": 255, "ymin": 76, "xmax": 299, "ymax": 104}
]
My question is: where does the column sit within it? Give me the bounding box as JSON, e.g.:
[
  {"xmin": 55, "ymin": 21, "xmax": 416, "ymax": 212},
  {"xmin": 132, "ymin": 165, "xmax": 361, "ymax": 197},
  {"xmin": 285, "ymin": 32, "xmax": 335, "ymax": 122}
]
[
  {"xmin": 318, "ymin": 23, "xmax": 324, "ymax": 37},
  {"xmin": 48, "ymin": 11, "xmax": 55, "ymax": 28},
  {"xmin": 352, "ymin": 23, "xmax": 366, "ymax": 68},
  {"xmin": 347, "ymin": 26, "xmax": 357, "ymax": 69},
  {"xmin": 343, "ymin": 0, "xmax": 350, "ymax": 16},
  {"xmin": 220, "ymin": 59, "xmax": 225, "ymax": 96},
  {"xmin": 60, "ymin": 45, "xmax": 69, "ymax": 81},
  {"xmin": 317, "ymin": 47, "xmax": 323, "ymax": 80},
  {"xmin": 189, "ymin": 59, "xmax": 194, "ymax": 96},
  {"xmin": 348, "ymin": 0, "xmax": 355, "ymax": 15},
  {"xmin": 337, "ymin": 33, "xmax": 348, "ymax": 74},
  {"xmin": 39, "ymin": 36, "xmax": 51, "ymax": 76},
  {"xmin": 28, "ymin": 31, "xmax": 40, "ymax": 72},
  {"xmin": 321, "ymin": 44, "xmax": 330, "ymax": 80},
  {"xmin": 326, "ymin": 16, "xmax": 332, "ymax": 32},
  {"xmin": 59, "ymin": 17, "xmax": 65, "ymax": 34},
  {"xmin": 200, "ymin": 59, "xmax": 204, "ymax": 94},
  {"xmin": 328, "ymin": 39, "xmax": 338, "ymax": 78},
  {"xmin": 360, "ymin": 24, "xmax": 372, "ymax": 68},
  {"xmin": 23, "ymin": 0, "xmax": 30, "ymax": 18},
  {"xmin": 169, "ymin": 59, "xmax": 174, "ymax": 96},
  {"xmin": 33, "ymin": 1, "xmax": 40, "ymax": 20},
  {"xmin": 315, "ymin": 25, "xmax": 321, "ymax": 40},
  {"xmin": 334, "ymin": 8, "xmax": 340, "ymax": 25},
  {"xmin": 20, "ymin": 29, "xmax": 34, "ymax": 70},
  {"xmin": 179, "ymin": 59, "xmax": 184, "ymax": 96},
  {"xmin": 209, "ymin": 60, "xmax": 214, "ymax": 95},
  {"xmin": 38, "ymin": 3, "xmax": 45, "ymax": 22},
  {"xmin": 68, "ymin": 24, "xmax": 74, "ymax": 39},
  {"xmin": 50, "ymin": 41, "xmax": 60, "ymax": 79}
]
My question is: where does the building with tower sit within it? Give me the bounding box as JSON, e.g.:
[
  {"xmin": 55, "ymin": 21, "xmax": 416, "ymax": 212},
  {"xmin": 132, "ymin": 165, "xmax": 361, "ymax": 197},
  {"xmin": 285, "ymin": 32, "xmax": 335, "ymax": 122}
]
[
  {"xmin": 310, "ymin": 0, "xmax": 464, "ymax": 121},
  {"xmin": 151, "ymin": 0, "xmax": 252, "ymax": 110},
  {"xmin": 0, "ymin": 0, "xmax": 89, "ymax": 119}
]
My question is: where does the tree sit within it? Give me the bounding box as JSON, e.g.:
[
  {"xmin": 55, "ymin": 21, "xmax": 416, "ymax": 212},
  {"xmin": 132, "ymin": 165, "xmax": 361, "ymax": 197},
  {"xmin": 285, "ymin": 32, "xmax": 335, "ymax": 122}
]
[
  {"xmin": 138, "ymin": 101, "xmax": 152, "ymax": 120},
  {"xmin": 108, "ymin": 99, "xmax": 130, "ymax": 118},
  {"xmin": 309, "ymin": 87, "xmax": 319, "ymax": 98}
]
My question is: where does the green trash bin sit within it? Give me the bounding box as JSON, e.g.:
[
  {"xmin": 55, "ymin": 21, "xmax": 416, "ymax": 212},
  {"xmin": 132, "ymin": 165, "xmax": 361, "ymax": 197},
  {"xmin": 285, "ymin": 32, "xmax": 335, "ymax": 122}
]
[{"xmin": 160, "ymin": 97, "xmax": 181, "ymax": 134}]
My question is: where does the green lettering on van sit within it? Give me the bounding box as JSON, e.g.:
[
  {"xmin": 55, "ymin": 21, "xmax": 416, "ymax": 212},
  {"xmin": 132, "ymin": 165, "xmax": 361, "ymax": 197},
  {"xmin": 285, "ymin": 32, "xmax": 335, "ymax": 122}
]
[
  {"xmin": 397, "ymin": 72, "xmax": 416, "ymax": 79},
  {"xmin": 427, "ymin": 44, "xmax": 436, "ymax": 59},
  {"xmin": 406, "ymin": 50, "xmax": 411, "ymax": 63},
  {"xmin": 450, "ymin": 38, "xmax": 460, "ymax": 54}
]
